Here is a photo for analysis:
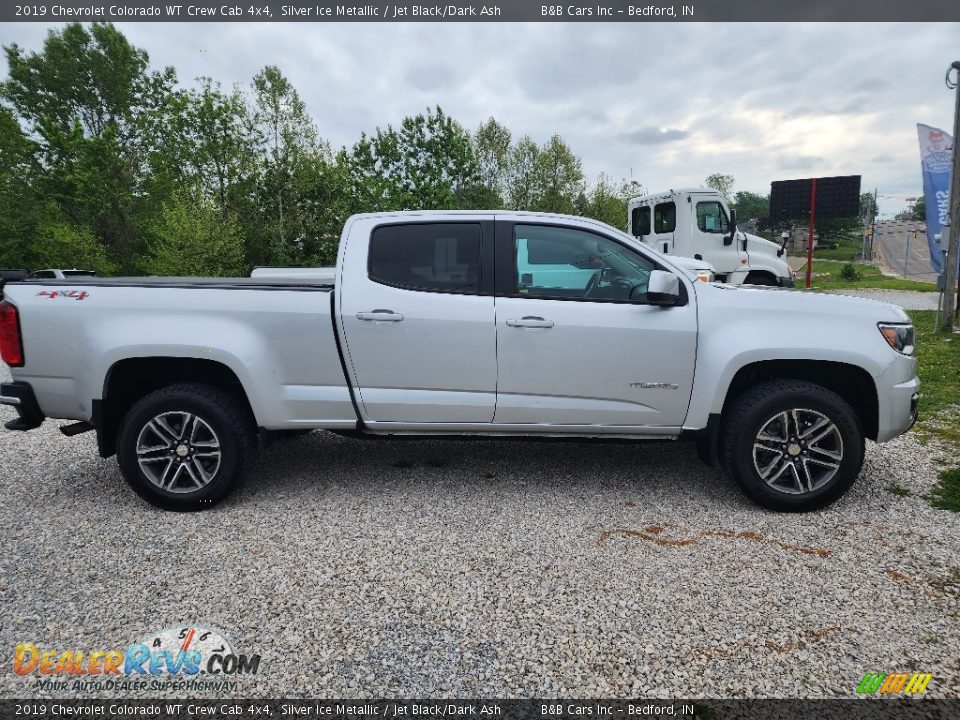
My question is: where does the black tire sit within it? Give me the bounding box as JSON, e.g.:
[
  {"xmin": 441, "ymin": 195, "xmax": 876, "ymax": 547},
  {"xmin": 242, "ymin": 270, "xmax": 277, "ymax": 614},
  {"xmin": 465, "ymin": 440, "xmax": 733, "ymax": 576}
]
[
  {"xmin": 116, "ymin": 383, "xmax": 257, "ymax": 511},
  {"xmin": 746, "ymin": 274, "xmax": 777, "ymax": 286},
  {"xmin": 720, "ymin": 379, "xmax": 864, "ymax": 512}
]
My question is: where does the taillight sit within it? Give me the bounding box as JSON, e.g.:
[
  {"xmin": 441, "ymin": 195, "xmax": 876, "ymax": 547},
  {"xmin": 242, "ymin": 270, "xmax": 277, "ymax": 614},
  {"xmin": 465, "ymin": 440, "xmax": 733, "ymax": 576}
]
[{"xmin": 0, "ymin": 300, "xmax": 24, "ymax": 367}]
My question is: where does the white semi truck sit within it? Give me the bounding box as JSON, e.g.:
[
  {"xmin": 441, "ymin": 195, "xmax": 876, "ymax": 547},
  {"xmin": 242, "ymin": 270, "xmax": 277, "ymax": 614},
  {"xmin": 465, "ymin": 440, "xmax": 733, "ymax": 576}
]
[{"xmin": 628, "ymin": 188, "xmax": 795, "ymax": 286}]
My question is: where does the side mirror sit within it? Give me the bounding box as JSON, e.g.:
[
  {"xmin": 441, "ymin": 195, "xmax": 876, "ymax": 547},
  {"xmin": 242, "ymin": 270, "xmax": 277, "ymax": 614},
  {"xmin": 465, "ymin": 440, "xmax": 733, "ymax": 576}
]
[
  {"xmin": 723, "ymin": 208, "xmax": 737, "ymax": 246},
  {"xmin": 644, "ymin": 270, "xmax": 681, "ymax": 306}
]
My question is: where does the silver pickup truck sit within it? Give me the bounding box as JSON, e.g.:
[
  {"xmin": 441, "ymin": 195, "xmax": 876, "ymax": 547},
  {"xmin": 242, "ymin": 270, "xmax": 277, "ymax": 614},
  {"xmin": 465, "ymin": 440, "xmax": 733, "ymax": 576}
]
[{"xmin": 0, "ymin": 211, "xmax": 919, "ymax": 512}]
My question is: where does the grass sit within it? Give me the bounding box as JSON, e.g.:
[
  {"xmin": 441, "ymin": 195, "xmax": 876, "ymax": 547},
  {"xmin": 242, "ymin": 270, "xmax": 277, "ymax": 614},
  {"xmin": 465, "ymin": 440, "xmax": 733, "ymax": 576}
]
[
  {"xmin": 797, "ymin": 259, "xmax": 937, "ymax": 292},
  {"xmin": 887, "ymin": 483, "xmax": 912, "ymax": 498},
  {"xmin": 930, "ymin": 468, "xmax": 960, "ymax": 512},
  {"xmin": 907, "ymin": 310, "xmax": 960, "ymax": 512}
]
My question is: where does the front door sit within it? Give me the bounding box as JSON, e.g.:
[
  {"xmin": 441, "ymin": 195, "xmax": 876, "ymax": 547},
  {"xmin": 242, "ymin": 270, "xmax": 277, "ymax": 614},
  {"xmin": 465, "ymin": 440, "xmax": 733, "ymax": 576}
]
[
  {"xmin": 692, "ymin": 197, "xmax": 746, "ymax": 275},
  {"xmin": 494, "ymin": 222, "xmax": 698, "ymax": 428},
  {"xmin": 339, "ymin": 220, "xmax": 496, "ymax": 423}
]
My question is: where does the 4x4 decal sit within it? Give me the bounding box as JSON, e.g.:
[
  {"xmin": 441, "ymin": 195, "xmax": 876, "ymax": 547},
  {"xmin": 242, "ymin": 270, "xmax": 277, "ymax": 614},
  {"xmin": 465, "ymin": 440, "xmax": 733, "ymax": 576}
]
[{"xmin": 36, "ymin": 290, "xmax": 89, "ymax": 301}]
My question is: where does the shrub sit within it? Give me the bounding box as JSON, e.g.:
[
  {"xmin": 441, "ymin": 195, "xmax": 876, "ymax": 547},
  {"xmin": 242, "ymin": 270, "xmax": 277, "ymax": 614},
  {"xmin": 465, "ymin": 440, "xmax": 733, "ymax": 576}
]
[{"xmin": 840, "ymin": 263, "xmax": 862, "ymax": 282}]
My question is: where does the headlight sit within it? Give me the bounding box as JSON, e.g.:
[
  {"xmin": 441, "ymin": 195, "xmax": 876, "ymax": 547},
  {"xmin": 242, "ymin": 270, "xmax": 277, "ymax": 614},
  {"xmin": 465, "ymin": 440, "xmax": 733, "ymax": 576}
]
[
  {"xmin": 878, "ymin": 323, "xmax": 915, "ymax": 355},
  {"xmin": 695, "ymin": 271, "xmax": 713, "ymax": 283}
]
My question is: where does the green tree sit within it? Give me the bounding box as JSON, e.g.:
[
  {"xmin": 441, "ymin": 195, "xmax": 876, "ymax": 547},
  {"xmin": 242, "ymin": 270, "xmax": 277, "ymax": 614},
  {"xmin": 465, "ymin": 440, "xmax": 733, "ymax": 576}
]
[
  {"xmin": 2, "ymin": 23, "xmax": 177, "ymax": 270},
  {"xmin": 343, "ymin": 106, "xmax": 479, "ymax": 212},
  {"xmin": 470, "ymin": 117, "xmax": 512, "ymax": 207},
  {"xmin": 505, "ymin": 135, "xmax": 540, "ymax": 211},
  {"xmin": 704, "ymin": 173, "xmax": 735, "ymax": 200},
  {"xmin": 250, "ymin": 65, "xmax": 323, "ymax": 266},
  {"xmin": 30, "ymin": 214, "xmax": 119, "ymax": 275},
  {"xmin": 142, "ymin": 190, "xmax": 245, "ymax": 277},
  {"xmin": 859, "ymin": 192, "xmax": 878, "ymax": 221},
  {"xmin": 532, "ymin": 134, "xmax": 584, "ymax": 214},
  {"xmin": 578, "ymin": 173, "xmax": 628, "ymax": 229},
  {"xmin": 731, "ymin": 191, "xmax": 769, "ymax": 221},
  {"xmin": 619, "ymin": 179, "xmax": 646, "ymax": 202},
  {"xmin": 910, "ymin": 196, "xmax": 925, "ymax": 220},
  {"xmin": 0, "ymin": 107, "xmax": 38, "ymax": 269}
]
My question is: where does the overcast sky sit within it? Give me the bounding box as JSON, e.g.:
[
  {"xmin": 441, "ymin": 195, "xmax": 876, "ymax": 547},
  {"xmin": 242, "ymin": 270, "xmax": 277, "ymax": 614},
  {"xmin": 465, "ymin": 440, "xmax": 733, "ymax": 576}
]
[{"xmin": 2, "ymin": 21, "xmax": 957, "ymax": 216}]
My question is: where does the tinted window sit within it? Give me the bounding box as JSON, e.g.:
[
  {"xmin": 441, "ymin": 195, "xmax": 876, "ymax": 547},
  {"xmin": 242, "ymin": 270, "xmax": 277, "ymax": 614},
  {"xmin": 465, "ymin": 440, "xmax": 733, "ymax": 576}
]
[
  {"xmin": 369, "ymin": 223, "xmax": 481, "ymax": 294},
  {"xmin": 630, "ymin": 206, "xmax": 651, "ymax": 236},
  {"xmin": 63, "ymin": 270, "xmax": 96, "ymax": 277},
  {"xmin": 29, "ymin": 271, "xmax": 55, "ymax": 279},
  {"xmin": 654, "ymin": 202, "xmax": 676, "ymax": 233},
  {"xmin": 515, "ymin": 224, "xmax": 655, "ymax": 301},
  {"xmin": 696, "ymin": 201, "xmax": 729, "ymax": 233}
]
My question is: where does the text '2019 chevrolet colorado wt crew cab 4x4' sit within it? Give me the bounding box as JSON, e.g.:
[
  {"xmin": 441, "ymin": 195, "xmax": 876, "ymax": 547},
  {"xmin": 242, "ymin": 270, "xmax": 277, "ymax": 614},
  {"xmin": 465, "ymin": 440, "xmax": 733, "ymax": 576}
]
[{"xmin": 0, "ymin": 211, "xmax": 919, "ymax": 512}]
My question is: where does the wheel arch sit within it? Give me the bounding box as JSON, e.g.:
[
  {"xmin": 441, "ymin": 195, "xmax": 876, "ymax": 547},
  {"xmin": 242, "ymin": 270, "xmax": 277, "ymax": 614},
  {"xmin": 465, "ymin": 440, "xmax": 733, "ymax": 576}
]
[
  {"xmin": 95, "ymin": 357, "xmax": 256, "ymax": 458},
  {"xmin": 721, "ymin": 360, "xmax": 879, "ymax": 441},
  {"xmin": 744, "ymin": 270, "xmax": 779, "ymax": 285}
]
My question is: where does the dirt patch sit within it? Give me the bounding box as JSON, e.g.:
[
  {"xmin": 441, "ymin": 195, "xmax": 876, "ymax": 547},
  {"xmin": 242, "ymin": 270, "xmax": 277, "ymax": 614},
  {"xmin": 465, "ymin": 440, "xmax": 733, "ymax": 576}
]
[{"xmin": 597, "ymin": 526, "xmax": 831, "ymax": 558}]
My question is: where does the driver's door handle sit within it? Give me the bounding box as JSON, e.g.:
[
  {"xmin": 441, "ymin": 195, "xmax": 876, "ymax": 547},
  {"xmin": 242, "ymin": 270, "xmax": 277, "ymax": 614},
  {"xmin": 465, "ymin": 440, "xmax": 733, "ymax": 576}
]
[
  {"xmin": 356, "ymin": 310, "xmax": 404, "ymax": 322},
  {"xmin": 506, "ymin": 316, "xmax": 554, "ymax": 329}
]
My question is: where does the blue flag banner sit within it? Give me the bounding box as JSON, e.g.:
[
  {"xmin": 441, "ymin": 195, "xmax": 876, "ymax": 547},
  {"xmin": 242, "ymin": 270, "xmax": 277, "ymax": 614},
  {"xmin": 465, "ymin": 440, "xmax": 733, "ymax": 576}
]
[{"xmin": 917, "ymin": 123, "xmax": 953, "ymax": 274}]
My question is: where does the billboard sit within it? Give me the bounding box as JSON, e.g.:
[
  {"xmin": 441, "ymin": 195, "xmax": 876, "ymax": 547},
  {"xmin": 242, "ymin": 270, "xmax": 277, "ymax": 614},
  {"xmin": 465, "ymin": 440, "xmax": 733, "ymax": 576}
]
[{"xmin": 769, "ymin": 175, "xmax": 862, "ymax": 223}]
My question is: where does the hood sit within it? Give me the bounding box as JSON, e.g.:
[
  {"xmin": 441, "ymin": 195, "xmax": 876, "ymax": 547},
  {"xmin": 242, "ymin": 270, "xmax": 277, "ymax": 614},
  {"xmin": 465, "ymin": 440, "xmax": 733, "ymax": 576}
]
[
  {"xmin": 743, "ymin": 232, "xmax": 783, "ymax": 257},
  {"xmin": 670, "ymin": 255, "xmax": 716, "ymax": 273},
  {"xmin": 701, "ymin": 281, "xmax": 910, "ymax": 322}
]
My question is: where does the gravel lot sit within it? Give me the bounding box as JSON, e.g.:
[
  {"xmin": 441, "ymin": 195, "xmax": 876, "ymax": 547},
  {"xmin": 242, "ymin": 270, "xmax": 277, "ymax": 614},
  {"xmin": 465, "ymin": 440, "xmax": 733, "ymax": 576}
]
[{"xmin": 1, "ymin": 362, "xmax": 958, "ymax": 700}]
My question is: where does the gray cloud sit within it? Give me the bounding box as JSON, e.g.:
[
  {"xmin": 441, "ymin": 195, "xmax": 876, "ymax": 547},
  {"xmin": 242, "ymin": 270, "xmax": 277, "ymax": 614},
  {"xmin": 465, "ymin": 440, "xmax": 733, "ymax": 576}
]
[
  {"xmin": 777, "ymin": 155, "xmax": 827, "ymax": 171},
  {"xmin": 621, "ymin": 127, "xmax": 691, "ymax": 145}
]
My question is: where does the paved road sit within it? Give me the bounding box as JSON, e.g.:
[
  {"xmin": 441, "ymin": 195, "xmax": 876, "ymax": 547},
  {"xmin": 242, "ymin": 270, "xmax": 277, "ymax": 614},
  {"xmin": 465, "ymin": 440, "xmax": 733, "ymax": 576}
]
[{"xmin": 872, "ymin": 219, "xmax": 939, "ymax": 283}]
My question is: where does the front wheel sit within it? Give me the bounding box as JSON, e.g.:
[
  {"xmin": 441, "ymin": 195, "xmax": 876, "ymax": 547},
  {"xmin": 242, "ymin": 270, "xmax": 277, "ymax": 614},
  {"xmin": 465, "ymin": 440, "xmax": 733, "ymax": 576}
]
[
  {"xmin": 720, "ymin": 380, "xmax": 864, "ymax": 512},
  {"xmin": 116, "ymin": 383, "xmax": 257, "ymax": 511}
]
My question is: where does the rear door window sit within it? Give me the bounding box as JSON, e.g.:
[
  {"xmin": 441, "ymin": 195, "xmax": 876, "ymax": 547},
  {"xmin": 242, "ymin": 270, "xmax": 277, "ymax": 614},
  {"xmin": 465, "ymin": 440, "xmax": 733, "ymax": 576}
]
[
  {"xmin": 654, "ymin": 202, "xmax": 676, "ymax": 233},
  {"xmin": 631, "ymin": 206, "xmax": 651, "ymax": 236},
  {"xmin": 368, "ymin": 223, "xmax": 481, "ymax": 294}
]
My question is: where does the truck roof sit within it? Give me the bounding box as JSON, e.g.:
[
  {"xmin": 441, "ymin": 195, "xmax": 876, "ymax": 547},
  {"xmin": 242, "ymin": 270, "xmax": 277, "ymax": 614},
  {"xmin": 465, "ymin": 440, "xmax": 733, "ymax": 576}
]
[{"xmin": 629, "ymin": 188, "xmax": 720, "ymax": 204}]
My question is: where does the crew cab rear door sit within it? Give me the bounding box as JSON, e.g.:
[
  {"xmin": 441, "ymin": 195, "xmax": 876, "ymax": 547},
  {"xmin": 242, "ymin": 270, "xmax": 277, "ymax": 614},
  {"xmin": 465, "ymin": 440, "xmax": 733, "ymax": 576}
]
[
  {"xmin": 338, "ymin": 218, "xmax": 497, "ymax": 423},
  {"xmin": 493, "ymin": 220, "xmax": 697, "ymax": 428}
]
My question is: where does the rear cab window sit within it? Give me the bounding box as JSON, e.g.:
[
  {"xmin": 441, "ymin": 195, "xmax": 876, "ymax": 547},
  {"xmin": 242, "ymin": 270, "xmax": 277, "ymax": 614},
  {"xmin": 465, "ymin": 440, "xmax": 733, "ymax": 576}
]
[
  {"xmin": 368, "ymin": 223, "xmax": 481, "ymax": 294},
  {"xmin": 654, "ymin": 202, "xmax": 676, "ymax": 233},
  {"xmin": 630, "ymin": 206, "xmax": 651, "ymax": 236}
]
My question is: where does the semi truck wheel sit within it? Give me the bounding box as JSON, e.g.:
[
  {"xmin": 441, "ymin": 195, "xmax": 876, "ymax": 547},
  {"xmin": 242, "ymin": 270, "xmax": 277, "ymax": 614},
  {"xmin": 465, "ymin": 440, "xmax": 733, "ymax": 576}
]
[
  {"xmin": 116, "ymin": 383, "xmax": 257, "ymax": 511},
  {"xmin": 720, "ymin": 380, "xmax": 864, "ymax": 512}
]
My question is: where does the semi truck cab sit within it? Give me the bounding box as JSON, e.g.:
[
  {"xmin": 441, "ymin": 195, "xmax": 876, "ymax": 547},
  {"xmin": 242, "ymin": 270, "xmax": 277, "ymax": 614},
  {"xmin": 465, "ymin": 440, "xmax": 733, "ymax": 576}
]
[{"xmin": 628, "ymin": 188, "xmax": 794, "ymax": 287}]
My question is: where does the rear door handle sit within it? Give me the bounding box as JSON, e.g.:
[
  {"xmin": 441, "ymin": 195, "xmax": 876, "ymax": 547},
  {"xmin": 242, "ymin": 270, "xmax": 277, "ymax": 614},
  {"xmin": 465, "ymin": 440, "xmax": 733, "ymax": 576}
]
[
  {"xmin": 356, "ymin": 310, "xmax": 404, "ymax": 322},
  {"xmin": 506, "ymin": 316, "xmax": 554, "ymax": 329}
]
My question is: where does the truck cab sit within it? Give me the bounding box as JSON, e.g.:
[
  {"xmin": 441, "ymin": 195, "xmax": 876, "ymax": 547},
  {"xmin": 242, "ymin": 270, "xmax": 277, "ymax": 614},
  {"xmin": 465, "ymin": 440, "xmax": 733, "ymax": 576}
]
[{"xmin": 627, "ymin": 189, "xmax": 794, "ymax": 286}]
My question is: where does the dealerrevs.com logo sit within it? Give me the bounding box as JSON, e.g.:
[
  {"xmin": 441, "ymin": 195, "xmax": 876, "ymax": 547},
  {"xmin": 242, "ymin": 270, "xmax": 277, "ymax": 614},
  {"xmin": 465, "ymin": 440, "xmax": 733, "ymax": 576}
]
[{"xmin": 14, "ymin": 626, "xmax": 261, "ymax": 693}]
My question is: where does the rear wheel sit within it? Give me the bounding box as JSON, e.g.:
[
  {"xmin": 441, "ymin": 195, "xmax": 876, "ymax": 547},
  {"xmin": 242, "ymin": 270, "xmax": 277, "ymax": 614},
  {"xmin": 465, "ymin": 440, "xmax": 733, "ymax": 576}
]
[
  {"xmin": 720, "ymin": 380, "xmax": 864, "ymax": 511},
  {"xmin": 117, "ymin": 383, "xmax": 257, "ymax": 511}
]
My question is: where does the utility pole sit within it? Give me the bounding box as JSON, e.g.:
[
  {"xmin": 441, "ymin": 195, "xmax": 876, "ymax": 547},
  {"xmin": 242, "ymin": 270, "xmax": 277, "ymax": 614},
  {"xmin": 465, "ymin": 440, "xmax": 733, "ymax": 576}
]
[{"xmin": 943, "ymin": 61, "xmax": 960, "ymax": 331}]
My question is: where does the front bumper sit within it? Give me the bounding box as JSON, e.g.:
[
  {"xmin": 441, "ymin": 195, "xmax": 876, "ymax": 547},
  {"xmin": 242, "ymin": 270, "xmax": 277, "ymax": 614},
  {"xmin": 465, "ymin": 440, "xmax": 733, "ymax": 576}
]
[
  {"xmin": 0, "ymin": 381, "xmax": 44, "ymax": 431},
  {"xmin": 876, "ymin": 375, "xmax": 921, "ymax": 443},
  {"xmin": 778, "ymin": 277, "xmax": 796, "ymax": 288}
]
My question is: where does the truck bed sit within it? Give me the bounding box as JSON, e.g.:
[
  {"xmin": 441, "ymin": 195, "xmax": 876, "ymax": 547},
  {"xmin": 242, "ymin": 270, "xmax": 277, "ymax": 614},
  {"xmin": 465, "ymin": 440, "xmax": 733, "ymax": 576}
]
[{"xmin": 2, "ymin": 277, "xmax": 354, "ymax": 430}]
